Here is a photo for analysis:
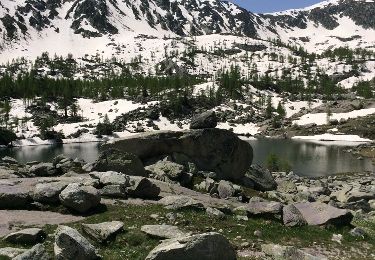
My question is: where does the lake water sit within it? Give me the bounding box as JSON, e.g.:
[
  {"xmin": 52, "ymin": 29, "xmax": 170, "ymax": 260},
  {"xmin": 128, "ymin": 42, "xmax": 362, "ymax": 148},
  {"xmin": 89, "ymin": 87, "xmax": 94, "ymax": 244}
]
[{"xmin": 0, "ymin": 139, "xmax": 373, "ymax": 177}]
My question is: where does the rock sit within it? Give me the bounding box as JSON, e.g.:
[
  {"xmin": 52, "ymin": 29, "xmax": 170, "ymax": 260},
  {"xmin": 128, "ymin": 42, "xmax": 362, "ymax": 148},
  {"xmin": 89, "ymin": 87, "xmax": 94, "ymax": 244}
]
[
  {"xmin": 349, "ymin": 227, "xmax": 366, "ymax": 237},
  {"xmin": 3, "ymin": 228, "xmax": 46, "ymax": 245},
  {"xmin": 54, "ymin": 225, "xmax": 100, "ymax": 260},
  {"xmin": 90, "ymin": 171, "xmax": 130, "ymax": 186},
  {"xmin": 92, "ymin": 148, "xmax": 146, "ymax": 176},
  {"xmin": 126, "ymin": 176, "xmax": 160, "ymax": 199},
  {"xmin": 261, "ymin": 243, "xmax": 327, "ymax": 260},
  {"xmin": 159, "ymin": 195, "xmax": 204, "ymax": 210},
  {"xmin": 277, "ymin": 181, "xmax": 297, "ymax": 194},
  {"xmin": 103, "ymin": 129, "xmax": 253, "ymax": 181},
  {"xmin": 0, "ymin": 189, "xmax": 31, "ymax": 209},
  {"xmin": 282, "ymin": 204, "xmax": 307, "ymax": 227},
  {"xmin": 0, "ymin": 167, "xmax": 17, "ymax": 179},
  {"xmin": 1, "ymin": 156, "xmax": 18, "ymax": 164},
  {"xmin": 146, "ymin": 161, "xmax": 185, "ymax": 181},
  {"xmin": 245, "ymin": 164, "xmax": 277, "ymax": 191},
  {"xmin": 59, "ymin": 184, "xmax": 101, "ymax": 213},
  {"xmin": 145, "ymin": 232, "xmax": 236, "ymax": 260},
  {"xmin": 293, "ymin": 202, "xmax": 353, "ymax": 226},
  {"xmin": 141, "ymin": 225, "xmax": 187, "ymax": 239},
  {"xmin": 331, "ymin": 234, "xmax": 343, "ymax": 244},
  {"xmin": 0, "ymin": 247, "xmax": 27, "ymax": 258},
  {"xmin": 254, "ymin": 230, "xmax": 262, "ymax": 237},
  {"xmin": 100, "ymin": 185, "xmax": 127, "ymax": 198},
  {"xmin": 13, "ymin": 244, "xmax": 51, "ymax": 260},
  {"xmin": 82, "ymin": 221, "xmax": 124, "ymax": 243},
  {"xmin": 33, "ymin": 182, "xmax": 68, "ymax": 204},
  {"xmin": 206, "ymin": 207, "xmax": 225, "ymax": 219},
  {"xmin": 217, "ymin": 180, "xmax": 236, "ymax": 199},
  {"xmin": 190, "ymin": 111, "xmax": 217, "ymax": 129},
  {"xmin": 235, "ymin": 201, "xmax": 283, "ymax": 217},
  {"xmin": 29, "ymin": 163, "xmax": 59, "ymax": 177}
]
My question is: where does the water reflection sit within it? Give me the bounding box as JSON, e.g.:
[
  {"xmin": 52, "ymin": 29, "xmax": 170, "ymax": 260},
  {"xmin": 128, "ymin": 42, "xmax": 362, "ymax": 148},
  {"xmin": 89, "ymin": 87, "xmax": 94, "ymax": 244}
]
[
  {"xmin": 0, "ymin": 139, "xmax": 373, "ymax": 177},
  {"xmin": 247, "ymin": 139, "xmax": 374, "ymax": 177}
]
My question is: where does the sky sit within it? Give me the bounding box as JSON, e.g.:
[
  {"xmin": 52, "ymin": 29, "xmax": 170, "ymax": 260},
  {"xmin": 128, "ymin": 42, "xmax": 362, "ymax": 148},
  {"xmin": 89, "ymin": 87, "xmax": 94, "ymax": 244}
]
[{"xmin": 230, "ymin": 0, "xmax": 325, "ymax": 13}]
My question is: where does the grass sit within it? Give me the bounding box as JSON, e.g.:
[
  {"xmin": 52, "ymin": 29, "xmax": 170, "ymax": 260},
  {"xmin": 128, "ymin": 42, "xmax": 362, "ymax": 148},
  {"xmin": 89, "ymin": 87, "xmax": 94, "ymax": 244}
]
[{"xmin": 0, "ymin": 204, "xmax": 374, "ymax": 259}]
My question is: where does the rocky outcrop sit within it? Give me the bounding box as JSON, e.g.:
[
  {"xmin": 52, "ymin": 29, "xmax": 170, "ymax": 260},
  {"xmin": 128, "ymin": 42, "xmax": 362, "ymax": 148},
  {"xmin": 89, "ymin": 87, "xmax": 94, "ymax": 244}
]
[
  {"xmin": 104, "ymin": 129, "xmax": 253, "ymax": 181},
  {"xmin": 145, "ymin": 232, "xmax": 236, "ymax": 260},
  {"xmin": 13, "ymin": 244, "xmax": 51, "ymax": 260}
]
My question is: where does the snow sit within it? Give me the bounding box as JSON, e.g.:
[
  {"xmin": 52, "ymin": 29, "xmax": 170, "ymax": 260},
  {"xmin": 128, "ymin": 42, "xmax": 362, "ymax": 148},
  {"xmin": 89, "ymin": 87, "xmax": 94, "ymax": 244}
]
[
  {"xmin": 294, "ymin": 107, "xmax": 375, "ymax": 126},
  {"xmin": 292, "ymin": 133, "xmax": 372, "ymax": 143}
]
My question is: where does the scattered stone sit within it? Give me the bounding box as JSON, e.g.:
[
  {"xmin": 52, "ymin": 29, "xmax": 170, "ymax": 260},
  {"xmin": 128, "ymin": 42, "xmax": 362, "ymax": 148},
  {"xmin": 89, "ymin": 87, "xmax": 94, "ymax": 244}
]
[
  {"xmin": 235, "ymin": 201, "xmax": 283, "ymax": 217},
  {"xmin": 59, "ymin": 183, "xmax": 101, "ymax": 213},
  {"xmin": 54, "ymin": 225, "xmax": 100, "ymax": 260},
  {"xmin": 277, "ymin": 181, "xmax": 297, "ymax": 194},
  {"xmin": 254, "ymin": 230, "xmax": 262, "ymax": 237},
  {"xmin": 82, "ymin": 221, "xmax": 124, "ymax": 243},
  {"xmin": 332, "ymin": 234, "xmax": 343, "ymax": 244},
  {"xmin": 90, "ymin": 171, "xmax": 130, "ymax": 186},
  {"xmin": 206, "ymin": 207, "xmax": 225, "ymax": 219},
  {"xmin": 1, "ymin": 156, "xmax": 18, "ymax": 164},
  {"xmin": 283, "ymin": 204, "xmax": 307, "ymax": 227},
  {"xmin": 293, "ymin": 202, "xmax": 353, "ymax": 226},
  {"xmin": 100, "ymin": 185, "xmax": 127, "ymax": 198},
  {"xmin": 145, "ymin": 232, "xmax": 236, "ymax": 260},
  {"xmin": 190, "ymin": 111, "xmax": 217, "ymax": 129},
  {"xmin": 159, "ymin": 195, "xmax": 204, "ymax": 210},
  {"xmin": 104, "ymin": 129, "xmax": 253, "ymax": 181},
  {"xmin": 92, "ymin": 148, "xmax": 146, "ymax": 176},
  {"xmin": 245, "ymin": 164, "xmax": 277, "ymax": 191},
  {"xmin": 217, "ymin": 180, "xmax": 236, "ymax": 199},
  {"xmin": 262, "ymin": 243, "xmax": 327, "ymax": 260},
  {"xmin": 127, "ymin": 176, "xmax": 161, "ymax": 199},
  {"xmin": 33, "ymin": 182, "xmax": 68, "ymax": 204},
  {"xmin": 146, "ymin": 161, "xmax": 185, "ymax": 181},
  {"xmin": 0, "ymin": 247, "xmax": 27, "ymax": 258},
  {"xmin": 3, "ymin": 228, "xmax": 46, "ymax": 245},
  {"xmin": 13, "ymin": 243, "xmax": 51, "ymax": 260},
  {"xmin": 349, "ymin": 227, "xmax": 366, "ymax": 238},
  {"xmin": 141, "ymin": 225, "xmax": 187, "ymax": 239}
]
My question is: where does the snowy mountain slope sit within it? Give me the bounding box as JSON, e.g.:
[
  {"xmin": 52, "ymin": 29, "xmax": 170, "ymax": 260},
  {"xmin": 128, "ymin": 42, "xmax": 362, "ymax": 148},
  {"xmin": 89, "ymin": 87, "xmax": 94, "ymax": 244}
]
[
  {"xmin": 260, "ymin": 0, "xmax": 375, "ymax": 53},
  {"xmin": 1, "ymin": 0, "xmax": 374, "ymax": 59}
]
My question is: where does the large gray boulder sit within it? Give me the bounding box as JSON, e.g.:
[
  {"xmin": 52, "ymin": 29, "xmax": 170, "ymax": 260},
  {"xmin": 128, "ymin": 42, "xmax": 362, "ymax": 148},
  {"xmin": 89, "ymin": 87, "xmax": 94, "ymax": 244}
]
[
  {"xmin": 13, "ymin": 244, "xmax": 51, "ymax": 260},
  {"xmin": 0, "ymin": 189, "xmax": 31, "ymax": 209},
  {"xmin": 54, "ymin": 226, "xmax": 100, "ymax": 260},
  {"xmin": 244, "ymin": 164, "xmax": 277, "ymax": 191},
  {"xmin": 33, "ymin": 182, "xmax": 68, "ymax": 204},
  {"xmin": 293, "ymin": 202, "xmax": 353, "ymax": 226},
  {"xmin": 104, "ymin": 129, "xmax": 253, "ymax": 181},
  {"xmin": 145, "ymin": 232, "xmax": 236, "ymax": 260},
  {"xmin": 29, "ymin": 163, "xmax": 59, "ymax": 177},
  {"xmin": 3, "ymin": 228, "xmax": 46, "ymax": 245},
  {"xmin": 59, "ymin": 184, "xmax": 101, "ymax": 213},
  {"xmin": 190, "ymin": 111, "xmax": 217, "ymax": 129},
  {"xmin": 82, "ymin": 221, "xmax": 124, "ymax": 243},
  {"xmin": 92, "ymin": 149, "xmax": 146, "ymax": 176},
  {"xmin": 127, "ymin": 176, "xmax": 161, "ymax": 199},
  {"xmin": 283, "ymin": 204, "xmax": 307, "ymax": 227}
]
